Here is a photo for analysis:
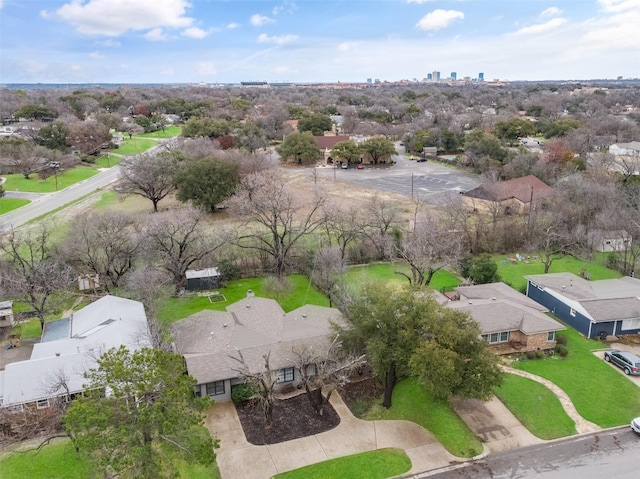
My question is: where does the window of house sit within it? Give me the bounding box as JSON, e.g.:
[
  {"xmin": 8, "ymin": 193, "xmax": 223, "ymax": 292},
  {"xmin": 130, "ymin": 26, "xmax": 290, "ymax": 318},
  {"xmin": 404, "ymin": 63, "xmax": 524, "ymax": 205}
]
[
  {"xmin": 7, "ymin": 404, "xmax": 23, "ymax": 414},
  {"xmin": 193, "ymin": 386, "xmax": 202, "ymax": 397},
  {"xmin": 36, "ymin": 398, "xmax": 50, "ymax": 409},
  {"xmin": 570, "ymin": 308, "xmax": 576, "ymax": 317},
  {"xmin": 547, "ymin": 331, "xmax": 556, "ymax": 342},
  {"xmin": 277, "ymin": 367, "xmax": 294, "ymax": 383},
  {"xmin": 205, "ymin": 381, "xmax": 225, "ymax": 396},
  {"xmin": 482, "ymin": 331, "xmax": 510, "ymax": 344}
]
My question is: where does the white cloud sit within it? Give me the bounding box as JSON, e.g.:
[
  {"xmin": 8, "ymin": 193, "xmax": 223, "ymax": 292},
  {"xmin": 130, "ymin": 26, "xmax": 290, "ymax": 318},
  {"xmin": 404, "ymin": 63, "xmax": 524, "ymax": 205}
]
[
  {"xmin": 40, "ymin": 10, "xmax": 49, "ymax": 18},
  {"xmin": 598, "ymin": 0, "xmax": 640, "ymax": 13},
  {"xmin": 338, "ymin": 42, "xmax": 358, "ymax": 52},
  {"xmin": 541, "ymin": 7, "xmax": 562, "ymax": 17},
  {"xmin": 227, "ymin": 22, "xmax": 240, "ymax": 30},
  {"xmin": 416, "ymin": 9, "xmax": 464, "ymax": 31},
  {"xmin": 88, "ymin": 51, "xmax": 105, "ymax": 59},
  {"xmin": 97, "ymin": 39, "xmax": 121, "ymax": 47},
  {"xmin": 161, "ymin": 68, "xmax": 174, "ymax": 75},
  {"xmin": 513, "ymin": 18, "xmax": 567, "ymax": 35},
  {"xmin": 257, "ymin": 33, "xmax": 298, "ymax": 45},
  {"xmin": 144, "ymin": 28, "xmax": 169, "ymax": 42},
  {"xmin": 182, "ymin": 27, "xmax": 209, "ymax": 39},
  {"xmin": 250, "ymin": 14, "xmax": 274, "ymax": 26},
  {"xmin": 272, "ymin": 1, "xmax": 297, "ymax": 15},
  {"xmin": 0, "ymin": 0, "xmax": 4, "ymax": 10},
  {"xmin": 195, "ymin": 61, "xmax": 217, "ymax": 77},
  {"xmin": 54, "ymin": 0, "xmax": 193, "ymax": 36}
]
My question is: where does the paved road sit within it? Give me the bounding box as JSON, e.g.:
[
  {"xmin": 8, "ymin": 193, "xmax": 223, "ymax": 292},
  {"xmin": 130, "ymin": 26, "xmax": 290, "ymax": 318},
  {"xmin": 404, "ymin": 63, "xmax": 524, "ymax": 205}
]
[
  {"xmin": 0, "ymin": 166, "xmax": 120, "ymax": 230},
  {"xmin": 417, "ymin": 427, "xmax": 640, "ymax": 479},
  {"xmin": 315, "ymin": 151, "xmax": 481, "ymax": 204}
]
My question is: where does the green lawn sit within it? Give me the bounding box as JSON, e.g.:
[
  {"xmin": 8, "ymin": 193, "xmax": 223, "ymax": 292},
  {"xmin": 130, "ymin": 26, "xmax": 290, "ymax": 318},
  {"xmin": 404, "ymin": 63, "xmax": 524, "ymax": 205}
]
[
  {"xmin": 1, "ymin": 166, "xmax": 100, "ymax": 193},
  {"xmin": 513, "ymin": 327, "xmax": 640, "ymax": 427},
  {"xmin": 0, "ymin": 438, "xmax": 220, "ymax": 479},
  {"xmin": 494, "ymin": 374, "xmax": 577, "ymax": 439},
  {"xmin": 361, "ymin": 378, "xmax": 482, "ymax": 458},
  {"xmin": 343, "ymin": 262, "xmax": 461, "ymax": 292},
  {"xmin": 110, "ymin": 137, "xmax": 157, "ymax": 155},
  {"xmin": 134, "ymin": 125, "xmax": 182, "ymax": 138},
  {"xmin": 94, "ymin": 153, "xmax": 122, "ymax": 168},
  {"xmin": 495, "ymin": 254, "xmax": 621, "ymax": 292},
  {"xmin": 0, "ymin": 197, "xmax": 30, "ymax": 214},
  {"xmin": 158, "ymin": 275, "xmax": 330, "ymax": 325},
  {"xmin": 273, "ymin": 448, "xmax": 411, "ymax": 479}
]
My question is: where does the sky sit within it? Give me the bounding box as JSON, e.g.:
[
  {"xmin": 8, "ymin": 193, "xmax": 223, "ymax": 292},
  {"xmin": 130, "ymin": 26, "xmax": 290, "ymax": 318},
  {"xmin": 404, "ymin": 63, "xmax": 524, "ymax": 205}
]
[{"xmin": 0, "ymin": 0, "xmax": 639, "ymax": 84}]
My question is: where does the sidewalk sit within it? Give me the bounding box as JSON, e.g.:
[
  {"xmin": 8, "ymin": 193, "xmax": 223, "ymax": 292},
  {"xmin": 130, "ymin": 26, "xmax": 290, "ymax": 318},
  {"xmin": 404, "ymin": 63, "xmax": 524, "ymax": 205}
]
[{"xmin": 206, "ymin": 393, "xmax": 458, "ymax": 479}]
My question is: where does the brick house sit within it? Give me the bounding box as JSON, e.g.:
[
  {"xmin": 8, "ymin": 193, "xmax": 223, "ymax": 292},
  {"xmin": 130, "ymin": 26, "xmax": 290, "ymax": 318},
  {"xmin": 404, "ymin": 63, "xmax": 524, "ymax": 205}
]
[
  {"xmin": 314, "ymin": 135, "xmax": 350, "ymax": 163},
  {"xmin": 446, "ymin": 282, "xmax": 565, "ymax": 354}
]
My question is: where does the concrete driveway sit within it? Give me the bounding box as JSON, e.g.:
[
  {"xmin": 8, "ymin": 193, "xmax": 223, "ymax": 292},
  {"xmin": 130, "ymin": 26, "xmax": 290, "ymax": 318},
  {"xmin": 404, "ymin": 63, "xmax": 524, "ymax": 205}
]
[
  {"xmin": 594, "ymin": 344, "xmax": 640, "ymax": 386},
  {"xmin": 206, "ymin": 393, "xmax": 459, "ymax": 479}
]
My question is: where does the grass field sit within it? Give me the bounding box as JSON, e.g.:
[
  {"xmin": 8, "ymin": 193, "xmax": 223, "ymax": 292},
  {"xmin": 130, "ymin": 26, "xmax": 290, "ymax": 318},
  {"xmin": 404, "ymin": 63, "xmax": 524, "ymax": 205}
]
[
  {"xmin": 1, "ymin": 166, "xmax": 100, "ymax": 193},
  {"xmin": 0, "ymin": 197, "xmax": 30, "ymax": 214},
  {"xmin": 0, "ymin": 438, "xmax": 221, "ymax": 479},
  {"xmin": 158, "ymin": 275, "xmax": 330, "ymax": 325},
  {"xmin": 134, "ymin": 125, "xmax": 182, "ymax": 138},
  {"xmin": 110, "ymin": 137, "xmax": 157, "ymax": 155},
  {"xmin": 343, "ymin": 262, "xmax": 461, "ymax": 292},
  {"xmin": 494, "ymin": 253, "xmax": 620, "ymax": 292},
  {"xmin": 94, "ymin": 153, "xmax": 122, "ymax": 168},
  {"xmin": 361, "ymin": 378, "xmax": 483, "ymax": 458},
  {"xmin": 273, "ymin": 448, "xmax": 411, "ymax": 479},
  {"xmin": 513, "ymin": 327, "xmax": 640, "ymax": 427},
  {"xmin": 494, "ymin": 374, "xmax": 577, "ymax": 439}
]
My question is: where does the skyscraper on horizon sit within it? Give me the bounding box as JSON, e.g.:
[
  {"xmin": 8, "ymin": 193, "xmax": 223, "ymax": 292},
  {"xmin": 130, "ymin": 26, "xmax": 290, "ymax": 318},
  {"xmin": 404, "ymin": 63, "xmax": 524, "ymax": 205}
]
[
  {"xmin": 451, "ymin": 72, "xmax": 457, "ymax": 80},
  {"xmin": 432, "ymin": 71, "xmax": 441, "ymax": 82},
  {"xmin": 478, "ymin": 72, "xmax": 485, "ymax": 81}
]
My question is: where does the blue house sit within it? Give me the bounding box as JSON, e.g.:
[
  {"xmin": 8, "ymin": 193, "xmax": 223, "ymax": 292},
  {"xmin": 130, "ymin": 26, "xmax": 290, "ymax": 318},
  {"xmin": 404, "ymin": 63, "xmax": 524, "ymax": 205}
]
[{"xmin": 525, "ymin": 273, "xmax": 640, "ymax": 339}]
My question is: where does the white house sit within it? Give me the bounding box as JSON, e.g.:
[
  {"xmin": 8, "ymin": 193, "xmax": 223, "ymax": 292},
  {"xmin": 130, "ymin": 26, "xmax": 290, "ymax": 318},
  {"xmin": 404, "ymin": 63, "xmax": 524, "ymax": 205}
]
[{"xmin": 609, "ymin": 142, "xmax": 640, "ymax": 157}]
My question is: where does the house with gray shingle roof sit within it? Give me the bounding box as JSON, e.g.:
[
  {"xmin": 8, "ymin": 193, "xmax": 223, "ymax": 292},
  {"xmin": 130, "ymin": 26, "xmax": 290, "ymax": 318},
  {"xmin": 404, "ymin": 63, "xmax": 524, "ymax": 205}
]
[
  {"xmin": 446, "ymin": 282, "xmax": 565, "ymax": 354},
  {"xmin": 170, "ymin": 295, "xmax": 343, "ymax": 402},
  {"xmin": 0, "ymin": 296, "xmax": 150, "ymax": 414},
  {"xmin": 525, "ymin": 273, "xmax": 640, "ymax": 339}
]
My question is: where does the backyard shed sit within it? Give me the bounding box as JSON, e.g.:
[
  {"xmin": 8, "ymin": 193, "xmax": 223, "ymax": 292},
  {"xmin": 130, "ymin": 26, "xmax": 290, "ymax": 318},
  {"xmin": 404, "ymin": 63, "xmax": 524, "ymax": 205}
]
[
  {"xmin": 185, "ymin": 268, "xmax": 221, "ymax": 291},
  {"xmin": 0, "ymin": 300, "xmax": 14, "ymax": 328}
]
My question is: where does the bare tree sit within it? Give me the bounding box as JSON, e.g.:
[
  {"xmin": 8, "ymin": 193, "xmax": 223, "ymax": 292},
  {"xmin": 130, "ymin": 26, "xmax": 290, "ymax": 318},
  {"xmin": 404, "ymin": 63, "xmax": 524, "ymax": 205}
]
[
  {"xmin": 56, "ymin": 210, "xmax": 140, "ymax": 291},
  {"xmin": 0, "ymin": 223, "xmax": 75, "ymax": 330},
  {"xmin": 119, "ymin": 151, "xmax": 179, "ymax": 213},
  {"xmin": 229, "ymin": 169, "xmax": 326, "ymax": 279},
  {"xmin": 291, "ymin": 339, "xmax": 365, "ymax": 416},
  {"xmin": 362, "ymin": 194, "xmax": 401, "ymax": 260},
  {"xmin": 321, "ymin": 203, "xmax": 363, "ymax": 260},
  {"xmin": 143, "ymin": 208, "xmax": 227, "ymax": 294},
  {"xmin": 0, "ymin": 139, "xmax": 50, "ymax": 179},
  {"xmin": 395, "ymin": 214, "xmax": 463, "ymax": 287},
  {"xmin": 231, "ymin": 351, "xmax": 278, "ymax": 427}
]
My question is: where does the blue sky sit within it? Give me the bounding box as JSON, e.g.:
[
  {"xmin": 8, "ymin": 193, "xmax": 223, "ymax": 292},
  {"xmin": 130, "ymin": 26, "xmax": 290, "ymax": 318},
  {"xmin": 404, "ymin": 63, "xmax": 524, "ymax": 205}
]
[{"xmin": 1, "ymin": 0, "xmax": 638, "ymax": 84}]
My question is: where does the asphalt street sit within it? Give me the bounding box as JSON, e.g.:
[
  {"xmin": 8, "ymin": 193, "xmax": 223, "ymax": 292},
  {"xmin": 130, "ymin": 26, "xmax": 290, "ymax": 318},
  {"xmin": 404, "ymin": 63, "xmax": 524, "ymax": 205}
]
[
  {"xmin": 0, "ymin": 165, "xmax": 121, "ymax": 230},
  {"xmin": 419, "ymin": 428, "xmax": 640, "ymax": 479}
]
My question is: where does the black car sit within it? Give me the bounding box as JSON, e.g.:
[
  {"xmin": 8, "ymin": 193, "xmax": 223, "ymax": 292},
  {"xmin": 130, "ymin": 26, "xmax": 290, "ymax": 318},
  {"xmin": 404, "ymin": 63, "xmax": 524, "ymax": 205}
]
[
  {"xmin": 416, "ymin": 158, "xmax": 426, "ymax": 163},
  {"xmin": 604, "ymin": 349, "xmax": 640, "ymax": 375}
]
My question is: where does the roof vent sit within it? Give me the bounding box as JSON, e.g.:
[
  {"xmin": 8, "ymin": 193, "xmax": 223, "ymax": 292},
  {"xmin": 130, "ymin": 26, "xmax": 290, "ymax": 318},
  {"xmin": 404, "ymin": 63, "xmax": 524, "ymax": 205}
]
[
  {"xmin": 302, "ymin": 313, "xmax": 307, "ymax": 318},
  {"xmin": 468, "ymin": 301, "xmax": 473, "ymax": 304},
  {"xmin": 492, "ymin": 297, "xmax": 496, "ymax": 301},
  {"xmin": 55, "ymin": 352, "xmax": 60, "ymax": 357},
  {"xmin": 223, "ymin": 323, "xmax": 228, "ymax": 328}
]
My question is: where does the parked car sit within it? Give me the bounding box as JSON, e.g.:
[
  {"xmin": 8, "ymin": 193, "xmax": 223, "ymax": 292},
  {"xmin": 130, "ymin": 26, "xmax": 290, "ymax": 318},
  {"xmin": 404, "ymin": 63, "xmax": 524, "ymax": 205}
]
[
  {"xmin": 357, "ymin": 164, "xmax": 364, "ymax": 169},
  {"xmin": 631, "ymin": 417, "xmax": 640, "ymax": 435},
  {"xmin": 416, "ymin": 158, "xmax": 427, "ymax": 163},
  {"xmin": 603, "ymin": 349, "xmax": 640, "ymax": 375},
  {"xmin": 341, "ymin": 163, "xmax": 348, "ymax": 169}
]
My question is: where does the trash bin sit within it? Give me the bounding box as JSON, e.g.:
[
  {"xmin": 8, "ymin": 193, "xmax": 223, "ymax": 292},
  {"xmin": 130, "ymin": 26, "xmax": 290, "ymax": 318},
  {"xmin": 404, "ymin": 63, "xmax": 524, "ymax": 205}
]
[{"xmin": 599, "ymin": 331, "xmax": 608, "ymax": 341}]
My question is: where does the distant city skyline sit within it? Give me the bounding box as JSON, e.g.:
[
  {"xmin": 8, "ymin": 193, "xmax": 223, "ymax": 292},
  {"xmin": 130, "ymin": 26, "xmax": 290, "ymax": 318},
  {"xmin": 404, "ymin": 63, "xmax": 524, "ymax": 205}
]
[{"xmin": 1, "ymin": 0, "xmax": 639, "ymax": 84}]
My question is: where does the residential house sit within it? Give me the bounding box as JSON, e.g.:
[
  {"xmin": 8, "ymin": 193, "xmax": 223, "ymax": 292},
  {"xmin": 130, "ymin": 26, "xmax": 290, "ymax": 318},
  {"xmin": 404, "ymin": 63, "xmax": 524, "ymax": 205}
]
[
  {"xmin": 0, "ymin": 301, "xmax": 14, "ymax": 329},
  {"xmin": 445, "ymin": 282, "xmax": 565, "ymax": 354},
  {"xmin": 170, "ymin": 295, "xmax": 343, "ymax": 402},
  {"xmin": 0, "ymin": 296, "xmax": 151, "ymax": 415},
  {"xmin": 588, "ymin": 229, "xmax": 632, "ymax": 253},
  {"xmin": 314, "ymin": 135, "xmax": 350, "ymax": 164},
  {"xmin": 461, "ymin": 175, "xmax": 554, "ymax": 215},
  {"xmin": 525, "ymin": 273, "xmax": 640, "ymax": 339},
  {"xmin": 185, "ymin": 267, "xmax": 221, "ymax": 291},
  {"xmin": 609, "ymin": 141, "xmax": 640, "ymax": 157}
]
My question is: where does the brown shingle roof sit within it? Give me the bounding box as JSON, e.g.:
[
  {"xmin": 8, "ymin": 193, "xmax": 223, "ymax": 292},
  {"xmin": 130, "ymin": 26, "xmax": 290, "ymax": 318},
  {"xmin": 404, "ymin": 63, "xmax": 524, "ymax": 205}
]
[
  {"xmin": 463, "ymin": 175, "xmax": 554, "ymax": 203},
  {"xmin": 314, "ymin": 135, "xmax": 350, "ymax": 150}
]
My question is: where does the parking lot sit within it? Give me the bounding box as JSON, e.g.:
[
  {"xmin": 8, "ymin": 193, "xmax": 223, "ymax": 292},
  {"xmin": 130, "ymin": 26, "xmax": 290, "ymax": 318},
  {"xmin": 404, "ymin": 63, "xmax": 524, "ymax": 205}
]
[{"xmin": 316, "ymin": 155, "xmax": 482, "ymax": 205}]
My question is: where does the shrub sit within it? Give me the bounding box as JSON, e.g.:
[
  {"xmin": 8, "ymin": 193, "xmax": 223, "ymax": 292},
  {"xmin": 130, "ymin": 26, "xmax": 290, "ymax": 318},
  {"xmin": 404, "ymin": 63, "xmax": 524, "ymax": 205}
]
[
  {"xmin": 554, "ymin": 343, "xmax": 569, "ymax": 357},
  {"xmin": 231, "ymin": 383, "xmax": 256, "ymax": 403},
  {"xmin": 535, "ymin": 349, "xmax": 546, "ymax": 359},
  {"xmin": 556, "ymin": 333, "xmax": 568, "ymax": 346},
  {"xmin": 526, "ymin": 350, "xmax": 537, "ymax": 360}
]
